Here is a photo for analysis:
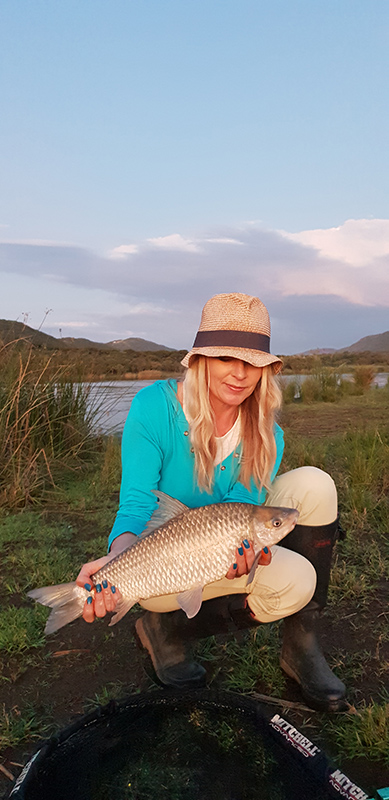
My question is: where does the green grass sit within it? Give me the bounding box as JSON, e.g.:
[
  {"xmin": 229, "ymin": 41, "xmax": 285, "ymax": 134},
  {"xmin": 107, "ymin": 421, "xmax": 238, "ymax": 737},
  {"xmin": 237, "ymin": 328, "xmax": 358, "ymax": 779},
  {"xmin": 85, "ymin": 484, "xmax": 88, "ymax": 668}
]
[
  {"xmin": 196, "ymin": 625, "xmax": 286, "ymax": 696},
  {"xmin": 0, "ymin": 606, "xmax": 49, "ymax": 657},
  {"xmin": 0, "ymin": 703, "xmax": 52, "ymax": 750},
  {"xmin": 85, "ymin": 681, "xmax": 134, "ymax": 711},
  {"xmin": 324, "ymin": 702, "xmax": 389, "ymax": 764}
]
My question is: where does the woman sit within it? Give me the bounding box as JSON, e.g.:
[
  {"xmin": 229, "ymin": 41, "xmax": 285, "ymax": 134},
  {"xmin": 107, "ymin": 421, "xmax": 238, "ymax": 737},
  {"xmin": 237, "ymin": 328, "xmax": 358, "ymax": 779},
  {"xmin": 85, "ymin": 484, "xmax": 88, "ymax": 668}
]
[{"xmin": 77, "ymin": 293, "xmax": 346, "ymax": 712}]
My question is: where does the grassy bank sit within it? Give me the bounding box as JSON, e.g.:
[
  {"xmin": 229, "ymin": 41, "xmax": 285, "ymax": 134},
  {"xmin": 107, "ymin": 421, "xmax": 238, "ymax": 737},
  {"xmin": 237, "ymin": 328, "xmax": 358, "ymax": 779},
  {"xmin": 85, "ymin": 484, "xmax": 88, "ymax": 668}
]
[{"xmin": 0, "ymin": 388, "xmax": 388, "ymax": 796}]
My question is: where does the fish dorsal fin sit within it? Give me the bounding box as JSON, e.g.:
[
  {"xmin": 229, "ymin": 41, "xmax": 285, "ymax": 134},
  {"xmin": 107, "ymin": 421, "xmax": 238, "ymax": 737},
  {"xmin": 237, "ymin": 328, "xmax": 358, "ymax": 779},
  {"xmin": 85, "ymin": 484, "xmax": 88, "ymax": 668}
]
[
  {"xmin": 177, "ymin": 586, "xmax": 203, "ymax": 618},
  {"xmin": 141, "ymin": 491, "xmax": 189, "ymax": 537}
]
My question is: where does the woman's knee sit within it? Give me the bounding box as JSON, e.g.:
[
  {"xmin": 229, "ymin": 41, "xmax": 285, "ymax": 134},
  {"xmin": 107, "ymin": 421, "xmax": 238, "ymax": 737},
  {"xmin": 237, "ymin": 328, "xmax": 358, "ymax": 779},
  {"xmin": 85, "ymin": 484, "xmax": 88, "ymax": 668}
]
[
  {"xmin": 248, "ymin": 551, "xmax": 316, "ymax": 622},
  {"xmin": 295, "ymin": 467, "xmax": 337, "ymax": 523},
  {"xmin": 269, "ymin": 466, "xmax": 337, "ymax": 525}
]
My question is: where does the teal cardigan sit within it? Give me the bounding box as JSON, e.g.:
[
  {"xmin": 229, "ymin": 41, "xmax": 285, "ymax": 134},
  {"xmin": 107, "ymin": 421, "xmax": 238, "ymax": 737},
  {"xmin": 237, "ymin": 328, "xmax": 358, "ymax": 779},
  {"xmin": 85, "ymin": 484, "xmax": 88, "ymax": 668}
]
[{"xmin": 108, "ymin": 380, "xmax": 285, "ymax": 549}]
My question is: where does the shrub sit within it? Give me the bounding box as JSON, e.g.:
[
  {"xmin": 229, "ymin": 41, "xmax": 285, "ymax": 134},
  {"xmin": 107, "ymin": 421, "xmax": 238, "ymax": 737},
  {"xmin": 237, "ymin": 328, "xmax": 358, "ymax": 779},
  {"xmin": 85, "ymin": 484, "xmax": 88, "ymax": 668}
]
[
  {"xmin": 353, "ymin": 365, "xmax": 375, "ymax": 393},
  {"xmin": 300, "ymin": 368, "xmax": 344, "ymax": 403},
  {"xmin": 281, "ymin": 379, "xmax": 302, "ymax": 404}
]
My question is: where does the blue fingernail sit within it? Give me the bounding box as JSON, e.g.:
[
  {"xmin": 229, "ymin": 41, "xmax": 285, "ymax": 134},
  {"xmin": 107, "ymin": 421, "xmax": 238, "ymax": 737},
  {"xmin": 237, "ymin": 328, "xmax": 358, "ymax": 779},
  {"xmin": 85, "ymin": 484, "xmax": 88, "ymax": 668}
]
[
  {"xmin": 87, "ymin": 596, "xmax": 93, "ymax": 605},
  {"xmin": 102, "ymin": 580, "xmax": 108, "ymax": 588},
  {"xmin": 238, "ymin": 547, "xmax": 244, "ymax": 556},
  {"xmin": 111, "ymin": 586, "xmax": 116, "ymax": 594},
  {"xmin": 233, "ymin": 563, "xmax": 238, "ymax": 570},
  {"xmin": 96, "ymin": 584, "xmax": 102, "ymax": 593},
  {"xmin": 84, "ymin": 583, "xmax": 92, "ymax": 591},
  {"xmin": 243, "ymin": 539, "xmax": 250, "ymax": 549},
  {"xmin": 263, "ymin": 547, "xmax": 269, "ymax": 554}
]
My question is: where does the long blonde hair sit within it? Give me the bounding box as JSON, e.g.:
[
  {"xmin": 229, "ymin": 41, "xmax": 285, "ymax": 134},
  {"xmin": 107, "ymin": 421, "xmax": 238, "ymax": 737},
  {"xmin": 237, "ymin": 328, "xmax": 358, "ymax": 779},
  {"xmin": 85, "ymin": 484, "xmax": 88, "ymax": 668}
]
[{"xmin": 183, "ymin": 356, "xmax": 282, "ymax": 493}]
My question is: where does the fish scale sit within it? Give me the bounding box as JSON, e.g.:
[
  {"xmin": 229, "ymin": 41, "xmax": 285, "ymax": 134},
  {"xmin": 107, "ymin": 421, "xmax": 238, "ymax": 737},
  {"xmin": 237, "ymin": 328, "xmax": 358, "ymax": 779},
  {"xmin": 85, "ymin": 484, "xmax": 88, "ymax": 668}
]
[{"xmin": 28, "ymin": 497, "xmax": 298, "ymax": 633}]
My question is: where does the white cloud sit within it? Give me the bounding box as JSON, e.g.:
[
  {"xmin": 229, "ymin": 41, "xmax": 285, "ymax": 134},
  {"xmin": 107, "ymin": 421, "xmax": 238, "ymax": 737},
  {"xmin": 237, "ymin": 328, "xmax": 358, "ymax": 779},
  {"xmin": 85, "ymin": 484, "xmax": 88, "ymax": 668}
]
[
  {"xmin": 108, "ymin": 244, "xmax": 139, "ymax": 260},
  {"xmin": 113, "ymin": 301, "xmax": 174, "ymax": 316},
  {"xmin": 54, "ymin": 321, "xmax": 96, "ymax": 328},
  {"xmin": 279, "ymin": 218, "xmax": 389, "ymax": 267},
  {"xmin": 147, "ymin": 233, "xmax": 200, "ymax": 252},
  {"xmin": 0, "ymin": 237, "xmax": 76, "ymax": 247},
  {"xmin": 278, "ymin": 268, "xmax": 367, "ymax": 305},
  {"xmin": 1, "ymin": 218, "xmax": 389, "ymax": 352},
  {"xmin": 205, "ymin": 237, "xmax": 244, "ymax": 246}
]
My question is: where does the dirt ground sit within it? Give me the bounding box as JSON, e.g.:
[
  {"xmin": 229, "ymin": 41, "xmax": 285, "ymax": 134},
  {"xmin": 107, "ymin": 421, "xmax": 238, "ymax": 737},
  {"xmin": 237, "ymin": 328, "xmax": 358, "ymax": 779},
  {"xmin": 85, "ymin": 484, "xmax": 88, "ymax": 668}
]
[
  {"xmin": 281, "ymin": 397, "xmax": 389, "ymax": 439},
  {"xmin": 1, "ymin": 396, "xmax": 389, "ymax": 798}
]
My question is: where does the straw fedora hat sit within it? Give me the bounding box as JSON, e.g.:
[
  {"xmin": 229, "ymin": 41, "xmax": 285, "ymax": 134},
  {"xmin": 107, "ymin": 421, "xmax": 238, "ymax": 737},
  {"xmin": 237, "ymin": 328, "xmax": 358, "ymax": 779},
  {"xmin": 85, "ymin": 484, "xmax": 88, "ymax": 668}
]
[{"xmin": 181, "ymin": 293, "xmax": 282, "ymax": 372}]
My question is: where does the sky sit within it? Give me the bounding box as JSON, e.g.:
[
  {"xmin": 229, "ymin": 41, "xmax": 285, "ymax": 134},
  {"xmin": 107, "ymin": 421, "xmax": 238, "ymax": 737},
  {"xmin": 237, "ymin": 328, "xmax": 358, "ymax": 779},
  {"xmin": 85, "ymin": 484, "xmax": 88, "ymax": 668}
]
[{"xmin": 1, "ymin": 0, "xmax": 388, "ymax": 355}]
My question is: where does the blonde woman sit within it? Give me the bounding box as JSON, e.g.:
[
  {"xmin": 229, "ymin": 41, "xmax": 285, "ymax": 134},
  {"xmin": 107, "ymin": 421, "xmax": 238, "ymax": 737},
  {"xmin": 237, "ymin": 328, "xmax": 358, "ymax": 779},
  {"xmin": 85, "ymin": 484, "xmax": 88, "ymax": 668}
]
[{"xmin": 77, "ymin": 293, "xmax": 346, "ymax": 712}]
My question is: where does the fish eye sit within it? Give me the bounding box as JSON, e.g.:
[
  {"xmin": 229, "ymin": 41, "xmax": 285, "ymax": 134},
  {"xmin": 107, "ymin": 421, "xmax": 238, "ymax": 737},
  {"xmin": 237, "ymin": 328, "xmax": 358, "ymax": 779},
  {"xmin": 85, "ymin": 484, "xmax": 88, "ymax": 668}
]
[{"xmin": 273, "ymin": 518, "xmax": 282, "ymax": 527}]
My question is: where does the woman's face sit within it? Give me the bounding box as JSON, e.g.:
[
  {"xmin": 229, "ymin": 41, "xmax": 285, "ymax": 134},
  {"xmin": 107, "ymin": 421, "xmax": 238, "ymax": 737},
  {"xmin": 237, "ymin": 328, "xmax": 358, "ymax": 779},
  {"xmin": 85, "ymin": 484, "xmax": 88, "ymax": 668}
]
[{"xmin": 206, "ymin": 357, "xmax": 263, "ymax": 412}]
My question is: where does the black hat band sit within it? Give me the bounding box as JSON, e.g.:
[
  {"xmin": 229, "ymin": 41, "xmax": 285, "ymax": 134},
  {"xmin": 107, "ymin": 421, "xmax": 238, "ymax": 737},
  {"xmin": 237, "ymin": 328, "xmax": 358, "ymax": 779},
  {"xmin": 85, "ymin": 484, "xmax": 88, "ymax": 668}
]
[{"xmin": 193, "ymin": 329, "xmax": 271, "ymax": 352}]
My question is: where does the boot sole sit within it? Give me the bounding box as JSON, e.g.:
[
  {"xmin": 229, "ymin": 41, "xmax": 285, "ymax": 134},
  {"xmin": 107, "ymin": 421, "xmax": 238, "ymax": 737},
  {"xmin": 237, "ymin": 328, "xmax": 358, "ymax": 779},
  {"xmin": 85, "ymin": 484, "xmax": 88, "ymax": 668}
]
[
  {"xmin": 279, "ymin": 656, "xmax": 300, "ymax": 685},
  {"xmin": 280, "ymin": 656, "xmax": 348, "ymax": 713},
  {"xmin": 134, "ymin": 618, "xmax": 166, "ymax": 686}
]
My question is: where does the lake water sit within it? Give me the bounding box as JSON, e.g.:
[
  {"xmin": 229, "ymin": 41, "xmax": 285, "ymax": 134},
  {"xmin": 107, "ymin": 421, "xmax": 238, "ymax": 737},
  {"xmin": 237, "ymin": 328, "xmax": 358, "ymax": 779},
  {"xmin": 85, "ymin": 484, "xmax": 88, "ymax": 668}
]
[
  {"xmin": 89, "ymin": 374, "xmax": 389, "ymax": 435},
  {"xmin": 88, "ymin": 380, "xmax": 157, "ymax": 435}
]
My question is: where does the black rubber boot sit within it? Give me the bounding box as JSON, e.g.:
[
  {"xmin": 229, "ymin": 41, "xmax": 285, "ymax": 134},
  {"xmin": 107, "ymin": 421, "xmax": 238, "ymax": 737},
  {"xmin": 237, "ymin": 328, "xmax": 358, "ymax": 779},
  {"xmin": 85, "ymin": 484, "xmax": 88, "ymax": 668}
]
[
  {"xmin": 135, "ymin": 611, "xmax": 207, "ymax": 688},
  {"xmin": 134, "ymin": 595, "xmax": 256, "ymax": 688},
  {"xmin": 280, "ymin": 520, "xmax": 347, "ymax": 712}
]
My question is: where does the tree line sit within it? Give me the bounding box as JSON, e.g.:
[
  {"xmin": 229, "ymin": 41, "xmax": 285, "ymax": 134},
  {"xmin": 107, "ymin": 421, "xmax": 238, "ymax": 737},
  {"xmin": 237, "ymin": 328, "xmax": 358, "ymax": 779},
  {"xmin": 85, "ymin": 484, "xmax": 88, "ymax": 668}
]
[{"xmin": 1, "ymin": 339, "xmax": 388, "ymax": 382}]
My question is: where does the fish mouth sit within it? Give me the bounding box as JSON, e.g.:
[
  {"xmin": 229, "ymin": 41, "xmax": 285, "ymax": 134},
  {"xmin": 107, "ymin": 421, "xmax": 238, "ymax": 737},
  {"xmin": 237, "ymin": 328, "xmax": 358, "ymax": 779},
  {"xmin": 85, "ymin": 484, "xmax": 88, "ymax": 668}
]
[{"xmin": 289, "ymin": 510, "xmax": 299, "ymax": 529}]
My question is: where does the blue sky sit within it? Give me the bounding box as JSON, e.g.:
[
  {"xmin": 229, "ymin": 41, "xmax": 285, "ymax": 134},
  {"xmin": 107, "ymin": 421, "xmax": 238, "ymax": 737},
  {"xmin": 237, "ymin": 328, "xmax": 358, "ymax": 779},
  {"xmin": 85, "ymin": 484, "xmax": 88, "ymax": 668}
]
[{"xmin": 1, "ymin": 0, "xmax": 388, "ymax": 353}]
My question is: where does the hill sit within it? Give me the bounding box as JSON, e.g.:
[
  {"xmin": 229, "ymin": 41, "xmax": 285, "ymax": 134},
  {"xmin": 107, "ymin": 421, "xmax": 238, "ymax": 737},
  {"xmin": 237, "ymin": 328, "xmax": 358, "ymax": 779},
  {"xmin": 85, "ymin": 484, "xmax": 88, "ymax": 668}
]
[
  {"xmin": 0, "ymin": 320, "xmax": 174, "ymax": 352},
  {"xmin": 0, "ymin": 319, "xmax": 66, "ymax": 349},
  {"xmin": 2, "ymin": 318, "xmax": 388, "ymax": 357},
  {"xmin": 59, "ymin": 337, "xmax": 111, "ymax": 350},
  {"xmin": 339, "ymin": 331, "xmax": 389, "ymax": 354},
  {"xmin": 293, "ymin": 332, "xmax": 389, "ymax": 357},
  {"xmin": 106, "ymin": 337, "xmax": 172, "ymax": 352},
  {"xmin": 61, "ymin": 335, "xmax": 172, "ymax": 352},
  {"xmin": 299, "ymin": 348, "xmax": 337, "ymax": 356}
]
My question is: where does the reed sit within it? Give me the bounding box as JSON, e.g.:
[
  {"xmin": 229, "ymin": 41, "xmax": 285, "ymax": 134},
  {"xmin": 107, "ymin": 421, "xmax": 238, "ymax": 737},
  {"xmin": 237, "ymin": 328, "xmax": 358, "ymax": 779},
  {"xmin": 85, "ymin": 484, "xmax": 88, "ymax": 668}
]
[{"xmin": 0, "ymin": 341, "xmax": 99, "ymax": 508}]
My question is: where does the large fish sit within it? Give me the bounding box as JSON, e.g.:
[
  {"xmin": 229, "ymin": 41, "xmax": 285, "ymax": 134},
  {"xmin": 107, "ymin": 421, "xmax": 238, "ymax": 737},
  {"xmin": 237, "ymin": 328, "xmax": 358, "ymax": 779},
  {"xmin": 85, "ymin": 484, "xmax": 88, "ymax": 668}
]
[{"xmin": 28, "ymin": 492, "xmax": 298, "ymax": 634}]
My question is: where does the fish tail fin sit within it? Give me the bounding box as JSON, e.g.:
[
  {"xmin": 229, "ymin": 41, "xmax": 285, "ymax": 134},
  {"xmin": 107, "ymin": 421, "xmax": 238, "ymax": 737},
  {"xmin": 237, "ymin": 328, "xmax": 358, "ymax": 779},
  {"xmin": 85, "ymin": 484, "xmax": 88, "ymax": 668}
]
[{"xmin": 28, "ymin": 582, "xmax": 85, "ymax": 634}]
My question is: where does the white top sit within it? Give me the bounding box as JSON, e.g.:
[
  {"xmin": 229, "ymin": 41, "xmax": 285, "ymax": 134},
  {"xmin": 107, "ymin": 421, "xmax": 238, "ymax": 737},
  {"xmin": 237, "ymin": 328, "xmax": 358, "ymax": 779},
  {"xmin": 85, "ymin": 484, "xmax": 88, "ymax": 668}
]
[{"xmin": 182, "ymin": 382, "xmax": 241, "ymax": 465}]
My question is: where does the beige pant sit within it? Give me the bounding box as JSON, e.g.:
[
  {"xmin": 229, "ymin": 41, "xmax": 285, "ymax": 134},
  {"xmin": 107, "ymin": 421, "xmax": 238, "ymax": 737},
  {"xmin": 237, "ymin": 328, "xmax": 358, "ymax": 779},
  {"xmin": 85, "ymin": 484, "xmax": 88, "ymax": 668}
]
[{"xmin": 140, "ymin": 467, "xmax": 337, "ymax": 622}]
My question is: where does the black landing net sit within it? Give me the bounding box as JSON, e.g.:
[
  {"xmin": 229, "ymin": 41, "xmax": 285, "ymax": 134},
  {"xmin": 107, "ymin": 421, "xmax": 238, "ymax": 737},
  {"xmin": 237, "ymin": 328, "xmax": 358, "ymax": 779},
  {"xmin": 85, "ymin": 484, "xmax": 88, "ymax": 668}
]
[{"xmin": 5, "ymin": 688, "xmax": 372, "ymax": 800}]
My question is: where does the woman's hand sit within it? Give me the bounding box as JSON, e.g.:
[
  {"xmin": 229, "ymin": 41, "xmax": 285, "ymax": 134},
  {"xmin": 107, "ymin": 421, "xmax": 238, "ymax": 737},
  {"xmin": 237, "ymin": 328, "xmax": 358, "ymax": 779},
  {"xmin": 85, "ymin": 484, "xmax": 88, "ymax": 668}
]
[
  {"xmin": 225, "ymin": 540, "xmax": 272, "ymax": 579},
  {"xmin": 76, "ymin": 554, "xmax": 122, "ymax": 623},
  {"xmin": 76, "ymin": 532, "xmax": 137, "ymax": 624}
]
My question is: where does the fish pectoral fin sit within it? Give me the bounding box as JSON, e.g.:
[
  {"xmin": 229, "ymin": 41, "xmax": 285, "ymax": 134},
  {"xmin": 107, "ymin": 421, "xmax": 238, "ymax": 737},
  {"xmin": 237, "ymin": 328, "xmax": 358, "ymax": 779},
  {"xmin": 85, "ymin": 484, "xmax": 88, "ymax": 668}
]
[
  {"xmin": 108, "ymin": 598, "xmax": 136, "ymax": 626},
  {"xmin": 246, "ymin": 551, "xmax": 265, "ymax": 586},
  {"xmin": 177, "ymin": 586, "xmax": 203, "ymax": 618}
]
